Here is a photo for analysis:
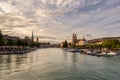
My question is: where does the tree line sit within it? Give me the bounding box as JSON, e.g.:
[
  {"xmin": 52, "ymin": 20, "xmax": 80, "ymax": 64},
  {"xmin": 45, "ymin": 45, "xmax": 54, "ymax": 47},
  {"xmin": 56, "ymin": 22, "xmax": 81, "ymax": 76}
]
[
  {"xmin": 0, "ymin": 34, "xmax": 39, "ymax": 47},
  {"xmin": 62, "ymin": 39, "xmax": 120, "ymax": 49}
]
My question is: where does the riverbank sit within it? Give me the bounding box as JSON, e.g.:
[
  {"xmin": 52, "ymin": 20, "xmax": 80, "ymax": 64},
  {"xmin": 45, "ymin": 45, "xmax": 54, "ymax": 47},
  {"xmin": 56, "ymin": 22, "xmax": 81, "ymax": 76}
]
[
  {"xmin": 0, "ymin": 46, "xmax": 37, "ymax": 55},
  {"xmin": 0, "ymin": 48, "xmax": 120, "ymax": 80},
  {"xmin": 65, "ymin": 48, "xmax": 120, "ymax": 57}
]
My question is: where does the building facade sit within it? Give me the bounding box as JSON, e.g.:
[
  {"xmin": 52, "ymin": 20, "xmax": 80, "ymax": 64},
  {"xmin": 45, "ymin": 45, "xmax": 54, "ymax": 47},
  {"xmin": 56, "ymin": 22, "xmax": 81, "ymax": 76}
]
[
  {"xmin": 72, "ymin": 33, "xmax": 77, "ymax": 43},
  {"xmin": 76, "ymin": 39, "xmax": 88, "ymax": 46}
]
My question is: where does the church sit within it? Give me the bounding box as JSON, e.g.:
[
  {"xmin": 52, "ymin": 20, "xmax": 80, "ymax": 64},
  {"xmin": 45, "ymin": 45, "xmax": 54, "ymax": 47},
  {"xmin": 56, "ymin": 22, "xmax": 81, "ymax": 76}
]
[{"xmin": 71, "ymin": 33, "xmax": 88, "ymax": 46}]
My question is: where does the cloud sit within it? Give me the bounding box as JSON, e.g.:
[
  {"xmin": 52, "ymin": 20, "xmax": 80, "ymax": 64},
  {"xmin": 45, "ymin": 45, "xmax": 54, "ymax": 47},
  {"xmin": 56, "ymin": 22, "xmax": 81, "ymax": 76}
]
[
  {"xmin": 37, "ymin": 36, "xmax": 57, "ymax": 39},
  {"xmin": 0, "ymin": 0, "xmax": 120, "ymax": 42}
]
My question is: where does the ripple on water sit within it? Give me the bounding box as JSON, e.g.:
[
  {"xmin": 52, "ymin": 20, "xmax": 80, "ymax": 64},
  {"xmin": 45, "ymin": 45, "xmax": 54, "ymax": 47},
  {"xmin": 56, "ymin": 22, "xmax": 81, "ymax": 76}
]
[{"xmin": 0, "ymin": 48, "xmax": 120, "ymax": 80}]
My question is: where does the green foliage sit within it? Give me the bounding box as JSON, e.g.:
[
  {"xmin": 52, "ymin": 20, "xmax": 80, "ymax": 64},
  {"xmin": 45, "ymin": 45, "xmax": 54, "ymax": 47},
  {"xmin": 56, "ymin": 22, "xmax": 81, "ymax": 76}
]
[
  {"xmin": 16, "ymin": 40, "xmax": 28, "ymax": 46},
  {"xmin": 62, "ymin": 40, "xmax": 68, "ymax": 48},
  {"xmin": 30, "ymin": 42, "xmax": 39, "ymax": 47},
  {"xmin": 71, "ymin": 43, "xmax": 76, "ymax": 48},
  {"xmin": 7, "ymin": 39, "xmax": 28, "ymax": 46},
  {"xmin": 0, "ymin": 34, "xmax": 5, "ymax": 46},
  {"xmin": 76, "ymin": 45, "xmax": 85, "ymax": 49},
  {"xmin": 69, "ymin": 39, "xmax": 120, "ymax": 49},
  {"xmin": 102, "ymin": 39, "xmax": 120, "ymax": 49},
  {"xmin": 83, "ymin": 39, "xmax": 120, "ymax": 49},
  {"xmin": 7, "ymin": 39, "xmax": 14, "ymax": 46},
  {"xmin": 79, "ymin": 44, "xmax": 102, "ymax": 49}
]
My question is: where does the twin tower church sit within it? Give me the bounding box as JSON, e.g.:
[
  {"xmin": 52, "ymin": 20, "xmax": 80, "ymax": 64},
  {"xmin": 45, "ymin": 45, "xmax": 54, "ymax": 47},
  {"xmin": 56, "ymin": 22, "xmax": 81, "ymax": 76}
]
[
  {"xmin": 72, "ymin": 33, "xmax": 87, "ymax": 46},
  {"xmin": 72, "ymin": 33, "xmax": 77, "ymax": 43},
  {"xmin": 61, "ymin": 33, "xmax": 87, "ymax": 47}
]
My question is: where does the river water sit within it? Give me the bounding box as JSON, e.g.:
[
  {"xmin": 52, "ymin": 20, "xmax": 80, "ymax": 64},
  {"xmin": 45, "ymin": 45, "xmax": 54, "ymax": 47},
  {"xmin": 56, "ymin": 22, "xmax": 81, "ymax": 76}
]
[{"xmin": 0, "ymin": 48, "xmax": 120, "ymax": 80}]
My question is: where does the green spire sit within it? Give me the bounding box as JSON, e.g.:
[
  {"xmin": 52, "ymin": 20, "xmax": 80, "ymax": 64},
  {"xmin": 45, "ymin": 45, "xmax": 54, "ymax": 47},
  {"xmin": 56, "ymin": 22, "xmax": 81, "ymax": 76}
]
[{"xmin": 32, "ymin": 30, "xmax": 34, "ymax": 42}]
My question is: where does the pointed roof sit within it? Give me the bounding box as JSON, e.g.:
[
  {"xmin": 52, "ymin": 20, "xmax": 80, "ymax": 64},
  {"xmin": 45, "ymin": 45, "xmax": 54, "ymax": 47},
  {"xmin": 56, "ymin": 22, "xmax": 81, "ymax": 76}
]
[
  {"xmin": 32, "ymin": 30, "xmax": 34, "ymax": 37},
  {"xmin": 36, "ymin": 36, "xmax": 39, "ymax": 42},
  {"xmin": 31, "ymin": 30, "xmax": 34, "ymax": 42}
]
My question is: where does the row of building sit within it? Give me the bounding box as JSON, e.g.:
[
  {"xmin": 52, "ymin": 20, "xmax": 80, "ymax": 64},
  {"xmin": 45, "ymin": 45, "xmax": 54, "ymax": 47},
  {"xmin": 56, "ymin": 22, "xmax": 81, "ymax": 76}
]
[
  {"xmin": 61, "ymin": 33, "xmax": 120, "ymax": 47},
  {"xmin": 0, "ymin": 30, "xmax": 39, "ymax": 46}
]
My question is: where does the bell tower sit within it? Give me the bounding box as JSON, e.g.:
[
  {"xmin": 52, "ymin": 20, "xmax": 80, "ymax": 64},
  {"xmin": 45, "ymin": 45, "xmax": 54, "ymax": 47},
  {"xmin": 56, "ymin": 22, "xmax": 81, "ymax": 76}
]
[{"xmin": 31, "ymin": 30, "xmax": 34, "ymax": 42}]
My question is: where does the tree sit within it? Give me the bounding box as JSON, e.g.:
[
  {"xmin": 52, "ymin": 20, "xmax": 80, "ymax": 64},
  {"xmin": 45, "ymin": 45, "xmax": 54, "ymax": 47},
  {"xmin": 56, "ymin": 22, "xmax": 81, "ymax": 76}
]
[
  {"xmin": 62, "ymin": 40, "xmax": 68, "ymax": 48},
  {"xmin": 71, "ymin": 44, "xmax": 75, "ymax": 48},
  {"xmin": 102, "ymin": 39, "xmax": 120, "ymax": 49},
  {"xmin": 16, "ymin": 40, "xmax": 23, "ymax": 46},
  {"xmin": 7, "ymin": 39, "xmax": 14, "ymax": 46},
  {"xmin": 0, "ymin": 33, "xmax": 5, "ymax": 46}
]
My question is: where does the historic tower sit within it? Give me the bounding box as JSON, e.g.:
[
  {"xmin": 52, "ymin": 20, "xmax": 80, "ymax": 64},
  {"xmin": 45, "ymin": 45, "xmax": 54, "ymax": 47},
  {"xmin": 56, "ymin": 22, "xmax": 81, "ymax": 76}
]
[
  {"xmin": 31, "ymin": 31, "xmax": 34, "ymax": 42},
  {"xmin": 72, "ymin": 33, "xmax": 77, "ymax": 43},
  {"xmin": 36, "ymin": 36, "xmax": 39, "ymax": 43}
]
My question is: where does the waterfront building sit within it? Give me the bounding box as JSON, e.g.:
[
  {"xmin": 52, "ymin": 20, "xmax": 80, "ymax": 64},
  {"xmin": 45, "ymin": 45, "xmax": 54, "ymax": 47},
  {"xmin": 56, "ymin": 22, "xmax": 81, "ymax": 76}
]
[
  {"xmin": 31, "ymin": 31, "xmax": 34, "ymax": 43},
  {"xmin": 36, "ymin": 36, "xmax": 39, "ymax": 43},
  {"xmin": 0, "ymin": 46, "xmax": 25, "ymax": 51},
  {"xmin": 88, "ymin": 39, "xmax": 103, "ymax": 45},
  {"xmin": 76, "ymin": 39, "xmax": 88, "ymax": 46},
  {"xmin": 72, "ymin": 33, "xmax": 77, "ymax": 44},
  {"xmin": 76, "ymin": 35, "xmax": 88, "ymax": 46},
  {"xmin": 87, "ymin": 37, "xmax": 120, "ymax": 45},
  {"xmin": 3, "ymin": 35, "xmax": 20, "ymax": 45},
  {"xmin": 71, "ymin": 33, "xmax": 88, "ymax": 46},
  {"xmin": 0, "ymin": 30, "xmax": 29, "ymax": 46},
  {"xmin": 24, "ymin": 36, "xmax": 31, "ymax": 45}
]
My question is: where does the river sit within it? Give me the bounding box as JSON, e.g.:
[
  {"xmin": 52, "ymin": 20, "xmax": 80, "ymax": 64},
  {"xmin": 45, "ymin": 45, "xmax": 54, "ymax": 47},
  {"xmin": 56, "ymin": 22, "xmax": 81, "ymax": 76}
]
[{"xmin": 0, "ymin": 48, "xmax": 120, "ymax": 80}]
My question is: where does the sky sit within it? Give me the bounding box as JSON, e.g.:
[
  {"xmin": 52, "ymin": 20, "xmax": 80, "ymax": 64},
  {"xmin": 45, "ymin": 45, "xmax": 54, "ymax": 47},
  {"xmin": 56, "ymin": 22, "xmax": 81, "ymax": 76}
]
[{"xmin": 0, "ymin": 0, "xmax": 120, "ymax": 43}]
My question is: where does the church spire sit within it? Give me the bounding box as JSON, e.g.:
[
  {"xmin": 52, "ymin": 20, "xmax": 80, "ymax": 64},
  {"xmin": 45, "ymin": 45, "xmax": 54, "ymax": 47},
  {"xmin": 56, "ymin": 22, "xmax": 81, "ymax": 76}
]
[
  {"xmin": 36, "ymin": 36, "xmax": 39, "ymax": 43},
  {"xmin": 31, "ymin": 30, "xmax": 34, "ymax": 42}
]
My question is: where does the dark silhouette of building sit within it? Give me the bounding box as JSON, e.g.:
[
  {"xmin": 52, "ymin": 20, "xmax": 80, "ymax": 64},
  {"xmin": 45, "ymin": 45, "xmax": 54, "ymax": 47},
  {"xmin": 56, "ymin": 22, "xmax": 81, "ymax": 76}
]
[
  {"xmin": 72, "ymin": 33, "xmax": 77, "ymax": 43},
  {"xmin": 31, "ymin": 31, "xmax": 34, "ymax": 43},
  {"xmin": 36, "ymin": 36, "xmax": 39, "ymax": 43}
]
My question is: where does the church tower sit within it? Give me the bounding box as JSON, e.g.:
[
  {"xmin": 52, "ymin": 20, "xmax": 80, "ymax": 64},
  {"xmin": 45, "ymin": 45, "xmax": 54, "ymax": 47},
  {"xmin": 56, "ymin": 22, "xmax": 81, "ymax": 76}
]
[
  {"xmin": 74, "ymin": 34, "xmax": 77, "ymax": 42},
  {"xmin": 36, "ymin": 36, "xmax": 39, "ymax": 43},
  {"xmin": 72, "ymin": 33, "xmax": 75, "ymax": 43},
  {"xmin": 31, "ymin": 31, "xmax": 34, "ymax": 42},
  {"xmin": 72, "ymin": 33, "xmax": 77, "ymax": 43}
]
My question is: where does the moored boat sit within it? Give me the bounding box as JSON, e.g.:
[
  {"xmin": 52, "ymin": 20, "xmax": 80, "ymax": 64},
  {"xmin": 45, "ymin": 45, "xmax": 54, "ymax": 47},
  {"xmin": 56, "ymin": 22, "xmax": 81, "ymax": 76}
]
[
  {"xmin": 86, "ymin": 50, "xmax": 93, "ymax": 55},
  {"xmin": 101, "ymin": 51, "xmax": 117, "ymax": 57},
  {"xmin": 67, "ymin": 48, "xmax": 80, "ymax": 53}
]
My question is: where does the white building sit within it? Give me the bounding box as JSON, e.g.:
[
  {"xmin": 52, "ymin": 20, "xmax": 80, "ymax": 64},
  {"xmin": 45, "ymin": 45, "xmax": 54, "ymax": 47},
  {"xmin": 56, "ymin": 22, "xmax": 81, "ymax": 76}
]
[{"xmin": 76, "ymin": 39, "xmax": 88, "ymax": 46}]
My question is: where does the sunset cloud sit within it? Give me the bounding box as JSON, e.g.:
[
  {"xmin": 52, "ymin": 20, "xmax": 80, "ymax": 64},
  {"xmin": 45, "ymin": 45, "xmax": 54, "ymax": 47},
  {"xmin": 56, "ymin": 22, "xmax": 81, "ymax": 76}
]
[{"xmin": 0, "ymin": 0, "xmax": 120, "ymax": 42}]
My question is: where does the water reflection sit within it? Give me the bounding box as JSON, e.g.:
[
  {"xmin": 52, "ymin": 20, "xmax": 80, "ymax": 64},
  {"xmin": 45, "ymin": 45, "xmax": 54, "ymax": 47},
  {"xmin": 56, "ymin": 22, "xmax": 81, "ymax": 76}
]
[
  {"xmin": 0, "ymin": 48, "xmax": 120, "ymax": 80},
  {"xmin": 71, "ymin": 53, "xmax": 78, "ymax": 63},
  {"xmin": 62, "ymin": 49, "xmax": 68, "ymax": 61},
  {"xmin": 62, "ymin": 49, "xmax": 79, "ymax": 63},
  {"xmin": 0, "ymin": 54, "xmax": 32, "ymax": 79}
]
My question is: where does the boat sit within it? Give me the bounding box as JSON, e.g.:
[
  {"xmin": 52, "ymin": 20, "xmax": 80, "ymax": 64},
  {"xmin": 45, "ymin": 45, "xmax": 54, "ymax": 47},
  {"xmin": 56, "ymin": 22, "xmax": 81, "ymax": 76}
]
[
  {"xmin": 91, "ymin": 50, "xmax": 101, "ymax": 56},
  {"xmin": 116, "ymin": 51, "xmax": 120, "ymax": 55},
  {"xmin": 86, "ymin": 50, "xmax": 93, "ymax": 55},
  {"xmin": 102, "ymin": 51, "xmax": 117, "ymax": 57},
  {"xmin": 96, "ymin": 54, "xmax": 103, "ymax": 57},
  {"xmin": 67, "ymin": 49, "xmax": 80, "ymax": 53},
  {"xmin": 80, "ymin": 49, "xmax": 87, "ymax": 54},
  {"xmin": 108, "ymin": 52, "xmax": 117, "ymax": 56}
]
